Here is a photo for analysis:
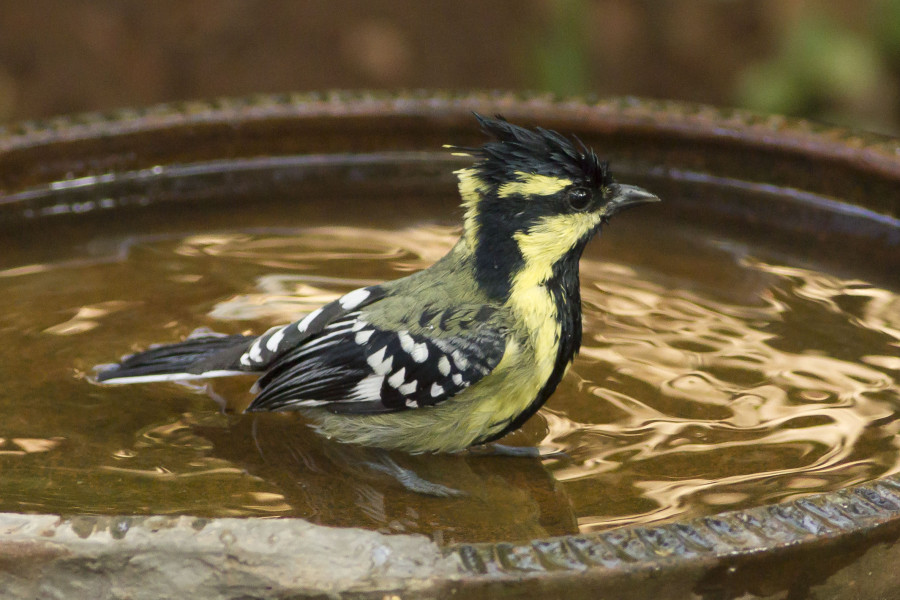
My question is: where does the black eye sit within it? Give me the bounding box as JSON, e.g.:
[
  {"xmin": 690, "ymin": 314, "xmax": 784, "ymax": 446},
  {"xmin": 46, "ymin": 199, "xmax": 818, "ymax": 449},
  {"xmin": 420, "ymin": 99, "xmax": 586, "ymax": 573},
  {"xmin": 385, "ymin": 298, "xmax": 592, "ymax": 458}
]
[{"xmin": 567, "ymin": 187, "xmax": 591, "ymax": 211}]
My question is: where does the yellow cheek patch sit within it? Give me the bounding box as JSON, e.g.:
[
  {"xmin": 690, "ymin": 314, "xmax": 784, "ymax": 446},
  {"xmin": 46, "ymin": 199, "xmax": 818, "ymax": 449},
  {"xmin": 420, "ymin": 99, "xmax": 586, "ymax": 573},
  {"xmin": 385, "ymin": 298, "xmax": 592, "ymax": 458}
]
[
  {"xmin": 512, "ymin": 212, "xmax": 602, "ymax": 288},
  {"xmin": 498, "ymin": 172, "xmax": 572, "ymax": 198}
]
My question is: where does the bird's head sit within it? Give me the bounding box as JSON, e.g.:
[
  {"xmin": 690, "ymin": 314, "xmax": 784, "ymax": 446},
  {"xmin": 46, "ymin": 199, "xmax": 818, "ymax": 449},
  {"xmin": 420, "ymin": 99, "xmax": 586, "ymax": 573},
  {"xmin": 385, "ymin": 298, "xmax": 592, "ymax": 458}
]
[{"xmin": 449, "ymin": 114, "xmax": 659, "ymax": 299}]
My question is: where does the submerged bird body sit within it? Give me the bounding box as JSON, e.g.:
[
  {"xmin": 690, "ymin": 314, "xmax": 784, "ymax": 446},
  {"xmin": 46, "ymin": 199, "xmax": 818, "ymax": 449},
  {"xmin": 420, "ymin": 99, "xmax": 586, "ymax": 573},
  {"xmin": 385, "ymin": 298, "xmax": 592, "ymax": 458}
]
[{"xmin": 98, "ymin": 115, "xmax": 658, "ymax": 453}]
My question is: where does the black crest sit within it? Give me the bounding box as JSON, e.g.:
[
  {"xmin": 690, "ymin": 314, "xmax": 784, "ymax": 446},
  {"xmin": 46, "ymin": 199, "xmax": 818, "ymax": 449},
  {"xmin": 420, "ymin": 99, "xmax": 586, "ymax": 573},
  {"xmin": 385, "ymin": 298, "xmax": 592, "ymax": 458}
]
[{"xmin": 463, "ymin": 114, "xmax": 612, "ymax": 189}]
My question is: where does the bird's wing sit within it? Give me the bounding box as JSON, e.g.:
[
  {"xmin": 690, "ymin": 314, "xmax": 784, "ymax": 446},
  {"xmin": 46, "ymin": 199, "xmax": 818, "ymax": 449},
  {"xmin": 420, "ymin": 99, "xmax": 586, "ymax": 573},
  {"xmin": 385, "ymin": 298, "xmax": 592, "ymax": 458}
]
[
  {"xmin": 245, "ymin": 303, "xmax": 508, "ymax": 414},
  {"xmin": 235, "ymin": 284, "xmax": 387, "ymax": 371}
]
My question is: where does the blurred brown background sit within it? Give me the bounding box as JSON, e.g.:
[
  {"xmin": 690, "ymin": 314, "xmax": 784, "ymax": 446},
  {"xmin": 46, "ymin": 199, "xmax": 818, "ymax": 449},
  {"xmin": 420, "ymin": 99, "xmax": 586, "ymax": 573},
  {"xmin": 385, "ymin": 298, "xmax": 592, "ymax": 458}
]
[{"xmin": 1, "ymin": 0, "xmax": 900, "ymax": 133}]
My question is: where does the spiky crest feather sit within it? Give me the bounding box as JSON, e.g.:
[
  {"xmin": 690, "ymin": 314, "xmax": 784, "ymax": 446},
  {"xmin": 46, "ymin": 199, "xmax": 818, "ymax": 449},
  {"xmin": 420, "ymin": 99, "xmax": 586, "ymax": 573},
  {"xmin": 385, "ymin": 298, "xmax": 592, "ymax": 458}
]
[{"xmin": 453, "ymin": 114, "xmax": 612, "ymax": 189}]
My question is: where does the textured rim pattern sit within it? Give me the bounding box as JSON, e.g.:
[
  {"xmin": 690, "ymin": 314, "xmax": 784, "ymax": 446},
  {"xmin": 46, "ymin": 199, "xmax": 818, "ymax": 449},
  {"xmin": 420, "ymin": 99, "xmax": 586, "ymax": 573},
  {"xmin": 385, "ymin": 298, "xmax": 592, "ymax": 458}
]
[{"xmin": 450, "ymin": 478, "xmax": 900, "ymax": 575}]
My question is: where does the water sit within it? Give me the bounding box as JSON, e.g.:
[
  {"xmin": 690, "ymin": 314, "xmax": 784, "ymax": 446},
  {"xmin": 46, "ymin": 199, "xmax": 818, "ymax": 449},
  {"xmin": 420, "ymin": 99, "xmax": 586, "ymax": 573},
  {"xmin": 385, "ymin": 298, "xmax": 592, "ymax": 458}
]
[{"xmin": 1, "ymin": 175, "xmax": 899, "ymax": 544}]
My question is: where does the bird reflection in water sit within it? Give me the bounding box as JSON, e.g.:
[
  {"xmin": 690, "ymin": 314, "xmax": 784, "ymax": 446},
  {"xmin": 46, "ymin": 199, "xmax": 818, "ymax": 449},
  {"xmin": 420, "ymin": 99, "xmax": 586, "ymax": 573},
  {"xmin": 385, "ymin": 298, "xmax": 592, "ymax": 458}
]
[{"xmin": 189, "ymin": 387, "xmax": 578, "ymax": 544}]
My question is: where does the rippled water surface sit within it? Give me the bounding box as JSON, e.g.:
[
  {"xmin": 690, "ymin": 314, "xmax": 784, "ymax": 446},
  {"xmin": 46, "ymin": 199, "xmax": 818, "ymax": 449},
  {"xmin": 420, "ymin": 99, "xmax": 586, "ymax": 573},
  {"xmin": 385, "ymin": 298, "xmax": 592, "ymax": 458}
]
[{"xmin": 1, "ymin": 188, "xmax": 899, "ymax": 543}]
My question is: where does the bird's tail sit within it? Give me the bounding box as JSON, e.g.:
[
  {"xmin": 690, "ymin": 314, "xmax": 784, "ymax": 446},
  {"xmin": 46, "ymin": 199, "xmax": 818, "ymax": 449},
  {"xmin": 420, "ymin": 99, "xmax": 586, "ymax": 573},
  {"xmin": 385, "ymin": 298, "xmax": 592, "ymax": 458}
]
[{"xmin": 96, "ymin": 334, "xmax": 255, "ymax": 384}]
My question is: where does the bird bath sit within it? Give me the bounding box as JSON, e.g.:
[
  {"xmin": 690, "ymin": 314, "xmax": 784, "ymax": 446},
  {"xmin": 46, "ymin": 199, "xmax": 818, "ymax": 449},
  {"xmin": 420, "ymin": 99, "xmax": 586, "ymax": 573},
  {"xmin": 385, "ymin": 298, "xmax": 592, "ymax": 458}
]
[{"xmin": 1, "ymin": 92, "xmax": 899, "ymax": 599}]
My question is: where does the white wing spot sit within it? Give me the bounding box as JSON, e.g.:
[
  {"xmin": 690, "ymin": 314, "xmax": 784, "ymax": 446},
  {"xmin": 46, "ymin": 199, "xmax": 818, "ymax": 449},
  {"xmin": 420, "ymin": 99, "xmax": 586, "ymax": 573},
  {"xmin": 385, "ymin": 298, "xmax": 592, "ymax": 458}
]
[
  {"xmin": 411, "ymin": 342, "xmax": 429, "ymax": 363},
  {"xmin": 366, "ymin": 347, "xmax": 394, "ymax": 375},
  {"xmin": 405, "ymin": 399, "xmax": 418, "ymax": 408},
  {"xmin": 240, "ymin": 354, "xmax": 252, "ymax": 367},
  {"xmin": 430, "ymin": 383, "xmax": 444, "ymax": 397},
  {"xmin": 248, "ymin": 339, "xmax": 264, "ymax": 363},
  {"xmin": 355, "ymin": 330, "xmax": 374, "ymax": 345},
  {"xmin": 398, "ymin": 331, "xmax": 415, "ymax": 353},
  {"xmin": 266, "ymin": 326, "xmax": 287, "ymax": 352},
  {"xmin": 438, "ymin": 355, "xmax": 451, "ymax": 376},
  {"xmin": 351, "ymin": 319, "xmax": 368, "ymax": 332},
  {"xmin": 339, "ymin": 288, "xmax": 370, "ymax": 310},
  {"xmin": 452, "ymin": 373, "xmax": 464, "ymax": 385},
  {"xmin": 388, "ymin": 367, "xmax": 406, "ymax": 388},
  {"xmin": 378, "ymin": 355, "xmax": 394, "ymax": 375},
  {"xmin": 398, "ymin": 380, "xmax": 417, "ymax": 395},
  {"xmin": 366, "ymin": 346, "xmax": 386, "ymax": 366},
  {"xmin": 353, "ymin": 374, "xmax": 385, "ymax": 401},
  {"xmin": 297, "ymin": 308, "xmax": 323, "ymax": 333}
]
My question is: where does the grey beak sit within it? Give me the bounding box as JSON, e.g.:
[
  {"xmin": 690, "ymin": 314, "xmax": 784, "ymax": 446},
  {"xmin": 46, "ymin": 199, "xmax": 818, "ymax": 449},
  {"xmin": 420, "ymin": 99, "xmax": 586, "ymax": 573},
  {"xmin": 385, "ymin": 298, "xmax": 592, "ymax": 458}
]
[{"xmin": 606, "ymin": 184, "xmax": 661, "ymax": 216}]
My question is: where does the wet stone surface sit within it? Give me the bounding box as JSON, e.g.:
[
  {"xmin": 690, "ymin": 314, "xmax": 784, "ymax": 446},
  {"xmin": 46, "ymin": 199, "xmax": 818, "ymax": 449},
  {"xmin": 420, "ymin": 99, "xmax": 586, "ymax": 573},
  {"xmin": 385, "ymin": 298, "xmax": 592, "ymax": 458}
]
[{"xmin": 0, "ymin": 512, "xmax": 462, "ymax": 599}]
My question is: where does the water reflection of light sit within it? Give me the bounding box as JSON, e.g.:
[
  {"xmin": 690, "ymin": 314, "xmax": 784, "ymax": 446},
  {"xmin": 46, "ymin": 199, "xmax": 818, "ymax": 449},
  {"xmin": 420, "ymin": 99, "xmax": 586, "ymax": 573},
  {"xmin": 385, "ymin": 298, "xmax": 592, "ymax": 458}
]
[
  {"xmin": 0, "ymin": 437, "xmax": 64, "ymax": 455},
  {"xmin": 43, "ymin": 301, "xmax": 139, "ymax": 335},
  {"xmin": 189, "ymin": 226, "xmax": 458, "ymax": 321},
  {"xmin": 209, "ymin": 276, "xmax": 340, "ymax": 321},
  {"xmin": 547, "ymin": 255, "xmax": 900, "ymax": 532},
  {"xmin": 176, "ymin": 226, "xmax": 456, "ymax": 271},
  {"xmin": 9, "ymin": 216, "xmax": 899, "ymax": 537}
]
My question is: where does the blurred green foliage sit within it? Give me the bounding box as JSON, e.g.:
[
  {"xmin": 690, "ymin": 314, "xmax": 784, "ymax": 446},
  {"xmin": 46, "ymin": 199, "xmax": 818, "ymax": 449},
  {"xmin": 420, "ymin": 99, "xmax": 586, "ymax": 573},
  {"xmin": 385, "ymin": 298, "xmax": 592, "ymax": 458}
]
[
  {"xmin": 739, "ymin": 19, "xmax": 886, "ymax": 127},
  {"xmin": 737, "ymin": 3, "xmax": 900, "ymax": 132},
  {"xmin": 876, "ymin": 0, "xmax": 900, "ymax": 58},
  {"xmin": 528, "ymin": 1, "xmax": 900, "ymax": 133}
]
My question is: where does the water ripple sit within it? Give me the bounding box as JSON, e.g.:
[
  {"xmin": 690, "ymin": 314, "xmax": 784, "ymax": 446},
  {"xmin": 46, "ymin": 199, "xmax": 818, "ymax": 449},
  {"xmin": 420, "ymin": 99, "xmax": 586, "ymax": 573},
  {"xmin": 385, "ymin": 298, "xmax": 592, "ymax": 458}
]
[
  {"xmin": 2, "ymin": 216, "xmax": 899, "ymax": 539},
  {"xmin": 552, "ymin": 255, "xmax": 900, "ymax": 531}
]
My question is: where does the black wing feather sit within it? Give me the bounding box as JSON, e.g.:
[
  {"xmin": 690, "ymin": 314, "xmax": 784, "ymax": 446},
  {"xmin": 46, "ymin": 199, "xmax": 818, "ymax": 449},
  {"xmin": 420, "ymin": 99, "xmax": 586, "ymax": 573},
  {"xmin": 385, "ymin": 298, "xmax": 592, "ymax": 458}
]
[
  {"xmin": 246, "ymin": 307, "xmax": 507, "ymax": 414},
  {"xmin": 97, "ymin": 334, "xmax": 254, "ymax": 381}
]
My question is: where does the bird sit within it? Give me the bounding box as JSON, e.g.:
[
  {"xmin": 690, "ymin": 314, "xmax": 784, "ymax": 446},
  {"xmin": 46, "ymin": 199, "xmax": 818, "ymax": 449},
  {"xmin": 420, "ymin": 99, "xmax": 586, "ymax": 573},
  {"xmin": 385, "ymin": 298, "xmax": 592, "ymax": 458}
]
[{"xmin": 97, "ymin": 114, "xmax": 660, "ymax": 454}]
